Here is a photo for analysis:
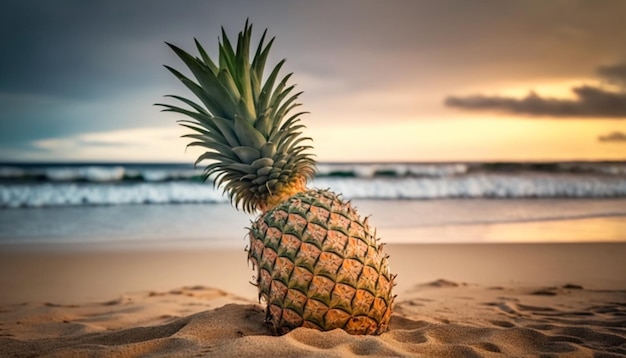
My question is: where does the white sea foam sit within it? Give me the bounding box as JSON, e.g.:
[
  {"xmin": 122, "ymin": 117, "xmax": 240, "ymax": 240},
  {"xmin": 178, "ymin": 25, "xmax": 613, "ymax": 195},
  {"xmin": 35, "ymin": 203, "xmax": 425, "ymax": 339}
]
[
  {"xmin": 1, "ymin": 173, "xmax": 625, "ymax": 208},
  {"xmin": 44, "ymin": 166, "xmax": 126, "ymax": 182},
  {"xmin": 0, "ymin": 182, "xmax": 227, "ymax": 208},
  {"xmin": 312, "ymin": 174, "xmax": 626, "ymax": 199},
  {"xmin": 2, "ymin": 162, "xmax": 625, "ymax": 183},
  {"xmin": 315, "ymin": 163, "xmax": 469, "ymax": 177}
]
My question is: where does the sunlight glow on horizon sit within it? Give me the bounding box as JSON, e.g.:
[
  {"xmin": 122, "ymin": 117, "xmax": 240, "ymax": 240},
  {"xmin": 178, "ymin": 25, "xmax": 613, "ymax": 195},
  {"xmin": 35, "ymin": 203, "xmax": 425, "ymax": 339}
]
[
  {"xmin": 19, "ymin": 114, "xmax": 626, "ymax": 163},
  {"xmin": 7, "ymin": 75, "xmax": 625, "ymax": 164},
  {"xmin": 309, "ymin": 117, "xmax": 626, "ymax": 162}
]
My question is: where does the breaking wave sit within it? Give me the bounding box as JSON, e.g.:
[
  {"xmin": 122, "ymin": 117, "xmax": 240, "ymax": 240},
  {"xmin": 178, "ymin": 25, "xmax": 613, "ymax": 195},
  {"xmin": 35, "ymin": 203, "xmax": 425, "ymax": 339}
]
[{"xmin": 1, "ymin": 162, "xmax": 625, "ymax": 208}]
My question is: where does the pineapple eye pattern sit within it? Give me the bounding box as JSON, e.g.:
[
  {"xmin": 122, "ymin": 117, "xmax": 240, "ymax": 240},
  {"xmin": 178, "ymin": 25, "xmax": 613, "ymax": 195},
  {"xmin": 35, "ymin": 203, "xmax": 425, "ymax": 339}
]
[{"xmin": 248, "ymin": 189, "xmax": 394, "ymax": 334}]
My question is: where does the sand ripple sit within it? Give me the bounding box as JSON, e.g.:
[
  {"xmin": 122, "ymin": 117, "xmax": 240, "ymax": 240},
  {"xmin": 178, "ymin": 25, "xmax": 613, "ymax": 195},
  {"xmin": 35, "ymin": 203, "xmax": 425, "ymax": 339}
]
[{"xmin": 1, "ymin": 283, "xmax": 625, "ymax": 357}]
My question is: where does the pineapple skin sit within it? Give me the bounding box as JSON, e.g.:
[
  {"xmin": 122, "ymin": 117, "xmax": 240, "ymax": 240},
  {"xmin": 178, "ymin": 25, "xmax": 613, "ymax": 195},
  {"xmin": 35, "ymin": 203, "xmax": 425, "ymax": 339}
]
[{"xmin": 248, "ymin": 189, "xmax": 395, "ymax": 335}]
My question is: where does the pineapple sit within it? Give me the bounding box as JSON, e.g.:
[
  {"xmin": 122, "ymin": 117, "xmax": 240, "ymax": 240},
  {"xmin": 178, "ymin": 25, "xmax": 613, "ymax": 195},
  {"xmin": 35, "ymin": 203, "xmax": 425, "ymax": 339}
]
[{"xmin": 158, "ymin": 21, "xmax": 395, "ymax": 335}]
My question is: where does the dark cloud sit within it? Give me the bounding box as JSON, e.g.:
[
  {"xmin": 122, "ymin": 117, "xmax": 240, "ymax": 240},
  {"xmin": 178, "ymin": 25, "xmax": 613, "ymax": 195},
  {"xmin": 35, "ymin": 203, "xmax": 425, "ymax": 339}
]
[
  {"xmin": 445, "ymin": 65, "xmax": 626, "ymax": 118},
  {"xmin": 0, "ymin": 0, "xmax": 212, "ymax": 99},
  {"xmin": 597, "ymin": 63, "xmax": 626, "ymax": 87},
  {"xmin": 598, "ymin": 131, "xmax": 626, "ymax": 142},
  {"xmin": 0, "ymin": 0, "xmax": 264, "ymax": 151}
]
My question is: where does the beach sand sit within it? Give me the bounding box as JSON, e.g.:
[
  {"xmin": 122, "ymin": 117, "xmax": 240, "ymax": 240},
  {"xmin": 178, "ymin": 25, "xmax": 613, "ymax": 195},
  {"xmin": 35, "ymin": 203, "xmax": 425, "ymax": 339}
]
[{"xmin": 1, "ymin": 243, "xmax": 625, "ymax": 357}]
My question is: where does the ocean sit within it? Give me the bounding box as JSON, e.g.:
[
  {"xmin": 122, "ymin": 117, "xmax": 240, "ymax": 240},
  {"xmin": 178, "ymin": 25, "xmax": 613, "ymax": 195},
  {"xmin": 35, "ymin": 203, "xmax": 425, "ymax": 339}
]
[{"xmin": 1, "ymin": 161, "xmax": 625, "ymax": 248}]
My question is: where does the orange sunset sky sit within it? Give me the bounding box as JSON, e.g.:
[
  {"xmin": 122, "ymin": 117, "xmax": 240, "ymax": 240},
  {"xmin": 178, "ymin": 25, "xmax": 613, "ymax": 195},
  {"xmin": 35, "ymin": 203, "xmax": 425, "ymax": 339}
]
[{"xmin": 1, "ymin": 0, "xmax": 625, "ymax": 163}]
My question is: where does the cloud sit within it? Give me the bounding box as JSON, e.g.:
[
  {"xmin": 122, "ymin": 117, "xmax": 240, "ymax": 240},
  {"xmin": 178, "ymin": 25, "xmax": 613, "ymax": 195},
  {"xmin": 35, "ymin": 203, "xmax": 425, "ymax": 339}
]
[
  {"xmin": 14, "ymin": 127, "xmax": 197, "ymax": 162},
  {"xmin": 598, "ymin": 131, "xmax": 626, "ymax": 142},
  {"xmin": 597, "ymin": 63, "xmax": 626, "ymax": 86},
  {"xmin": 444, "ymin": 64, "xmax": 626, "ymax": 118}
]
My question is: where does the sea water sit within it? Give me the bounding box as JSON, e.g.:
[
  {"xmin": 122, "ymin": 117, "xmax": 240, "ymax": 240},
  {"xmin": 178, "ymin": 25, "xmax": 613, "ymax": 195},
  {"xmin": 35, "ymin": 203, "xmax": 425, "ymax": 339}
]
[{"xmin": 1, "ymin": 162, "xmax": 625, "ymax": 248}]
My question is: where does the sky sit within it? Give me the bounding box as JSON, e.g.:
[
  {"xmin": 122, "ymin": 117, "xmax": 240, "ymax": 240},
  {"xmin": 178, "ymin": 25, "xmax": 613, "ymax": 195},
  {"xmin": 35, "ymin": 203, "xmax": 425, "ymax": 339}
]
[{"xmin": 1, "ymin": 0, "xmax": 626, "ymax": 163}]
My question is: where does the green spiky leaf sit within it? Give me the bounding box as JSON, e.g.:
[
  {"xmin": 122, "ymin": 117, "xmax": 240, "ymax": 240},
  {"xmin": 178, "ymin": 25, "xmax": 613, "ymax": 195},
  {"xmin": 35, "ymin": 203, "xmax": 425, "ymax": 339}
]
[{"xmin": 160, "ymin": 21, "xmax": 316, "ymax": 213}]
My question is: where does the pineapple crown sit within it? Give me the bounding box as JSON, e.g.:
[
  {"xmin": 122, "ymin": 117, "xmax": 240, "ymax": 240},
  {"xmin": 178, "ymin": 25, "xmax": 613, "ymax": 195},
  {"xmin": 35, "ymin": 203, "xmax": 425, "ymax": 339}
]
[{"xmin": 157, "ymin": 20, "xmax": 316, "ymax": 213}]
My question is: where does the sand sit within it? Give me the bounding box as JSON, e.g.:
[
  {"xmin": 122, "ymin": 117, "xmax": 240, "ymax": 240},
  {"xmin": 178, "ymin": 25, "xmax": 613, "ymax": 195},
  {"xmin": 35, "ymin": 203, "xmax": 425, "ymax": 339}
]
[{"xmin": 1, "ymin": 243, "xmax": 625, "ymax": 357}]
